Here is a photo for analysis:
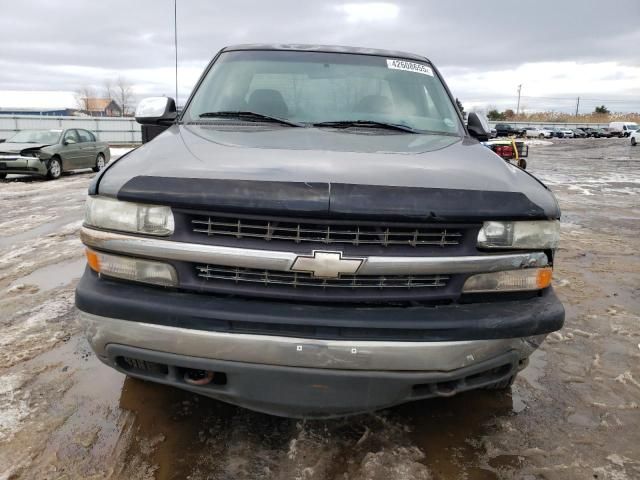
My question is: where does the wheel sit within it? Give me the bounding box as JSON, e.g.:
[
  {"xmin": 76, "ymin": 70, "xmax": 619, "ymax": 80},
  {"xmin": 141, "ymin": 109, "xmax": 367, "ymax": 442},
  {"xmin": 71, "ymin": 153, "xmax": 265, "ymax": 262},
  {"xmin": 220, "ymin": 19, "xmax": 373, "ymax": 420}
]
[
  {"xmin": 632, "ymin": 138, "xmax": 637, "ymax": 146},
  {"xmin": 538, "ymin": 134, "xmax": 544, "ymax": 139},
  {"xmin": 517, "ymin": 158, "xmax": 527, "ymax": 169},
  {"xmin": 92, "ymin": 153, "xmax": 106, "ymax": 172},
  {"xmin": 485, "ymin": 374, "xmax": 516, "ymax": 390},
  {"xmin": 0, "ymin": 173, "xmax": 6, "ymax": 179},
  {"xmin": 46, "ymin": 157, "xmax": 62, "ymax": 180}
]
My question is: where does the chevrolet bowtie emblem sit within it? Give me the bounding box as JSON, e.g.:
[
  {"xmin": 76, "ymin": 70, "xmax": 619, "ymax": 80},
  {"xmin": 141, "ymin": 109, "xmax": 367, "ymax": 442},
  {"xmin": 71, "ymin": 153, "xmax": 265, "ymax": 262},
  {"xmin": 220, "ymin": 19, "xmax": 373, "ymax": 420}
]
[{"xmin": 290, "ymin": 251, "xmax": 364, "ymax": 279}]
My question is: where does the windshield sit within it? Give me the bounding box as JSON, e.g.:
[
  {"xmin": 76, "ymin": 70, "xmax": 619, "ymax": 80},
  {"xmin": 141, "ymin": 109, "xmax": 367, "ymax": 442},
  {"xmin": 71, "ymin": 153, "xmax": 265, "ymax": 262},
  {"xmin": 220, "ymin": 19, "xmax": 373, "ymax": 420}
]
[
  {"xmin": 626, "ymin": 124, "xmax": 638, "ymax": 130},
  {"xmin": 183, "ymin": 50, "xmax": 463, "ymax": 135},
  {"xmin": 6, "ymin": 129, "xmax": 61, "ymax": 144}
]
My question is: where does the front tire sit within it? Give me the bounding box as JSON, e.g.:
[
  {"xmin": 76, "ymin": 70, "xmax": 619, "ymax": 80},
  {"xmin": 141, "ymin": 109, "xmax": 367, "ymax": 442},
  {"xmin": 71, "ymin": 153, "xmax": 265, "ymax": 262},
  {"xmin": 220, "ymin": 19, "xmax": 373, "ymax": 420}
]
[
  {"xmin": 538, "ymin": 134, "xmax": 544, "ymax": 139},
  {"xmin": 517, "ymin": 158, "xmax": 527, "ymax": 169},
  {"xmin": 0, "ymin": 173, "xmax": 7, "ymax": 179},
  {"xmin": 92, "ymin": 153, "xmax": 106, "ymax": 172},
  {"xmin": 632, "ymin": 138, "xmax": 637, "ymax": 146},
  {"xmin": 46, "ymin": 157, "xmax": 62, "ymax": 180}
]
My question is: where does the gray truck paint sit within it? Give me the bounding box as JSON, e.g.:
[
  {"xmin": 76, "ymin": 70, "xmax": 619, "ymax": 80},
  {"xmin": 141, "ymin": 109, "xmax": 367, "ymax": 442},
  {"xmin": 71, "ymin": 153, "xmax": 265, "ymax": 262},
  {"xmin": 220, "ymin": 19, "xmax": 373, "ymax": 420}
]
[{"xmin": 96, "ymin": 124, "xmax": 559, "ymax": 219}]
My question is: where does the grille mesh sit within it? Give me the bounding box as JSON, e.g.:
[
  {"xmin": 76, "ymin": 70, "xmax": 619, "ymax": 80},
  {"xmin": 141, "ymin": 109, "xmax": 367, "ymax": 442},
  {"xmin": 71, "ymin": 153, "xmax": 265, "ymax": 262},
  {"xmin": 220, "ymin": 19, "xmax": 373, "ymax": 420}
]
[
  {"xmin": 192, "ymin": 216, "xmax": 462, "ymax": 247},
  {"xmin": 196, "ymin": 264, "xmax": 449, "ymax": 289}
]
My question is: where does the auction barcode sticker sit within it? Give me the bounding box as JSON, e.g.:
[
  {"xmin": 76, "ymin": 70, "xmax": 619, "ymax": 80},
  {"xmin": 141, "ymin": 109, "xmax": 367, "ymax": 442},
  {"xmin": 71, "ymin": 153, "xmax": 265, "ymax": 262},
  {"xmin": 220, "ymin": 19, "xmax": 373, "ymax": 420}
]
[{"xmin": 386, "ymin": 59, "xmax": 433, "ymax": 76}]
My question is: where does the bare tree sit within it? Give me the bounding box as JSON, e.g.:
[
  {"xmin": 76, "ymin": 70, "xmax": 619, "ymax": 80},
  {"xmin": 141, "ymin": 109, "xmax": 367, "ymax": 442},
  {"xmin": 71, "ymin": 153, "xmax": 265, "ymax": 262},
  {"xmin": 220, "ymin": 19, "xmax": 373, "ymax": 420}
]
[
  {"xmin": 115, "ymin": 76, "xmax": 134, "ymax": 116},
  {"xmin": 75, "ymin": 85, "xmax": 94, "ymax": 113},
  {"xmin": 103, "ymin": 79, "xmax": 115, "ymax": 102}
]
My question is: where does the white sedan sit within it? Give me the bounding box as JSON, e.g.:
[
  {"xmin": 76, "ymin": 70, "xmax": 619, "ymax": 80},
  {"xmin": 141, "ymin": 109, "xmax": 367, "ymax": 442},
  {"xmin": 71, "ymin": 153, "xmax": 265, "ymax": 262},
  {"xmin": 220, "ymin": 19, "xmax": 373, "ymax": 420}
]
[
  {"xmin": 631, "ymin": 128, "xmax": 639, "ymax": 146},
  {"xmin": 525, "ymin": 127, "xmax": 553, "ymax": 138}
]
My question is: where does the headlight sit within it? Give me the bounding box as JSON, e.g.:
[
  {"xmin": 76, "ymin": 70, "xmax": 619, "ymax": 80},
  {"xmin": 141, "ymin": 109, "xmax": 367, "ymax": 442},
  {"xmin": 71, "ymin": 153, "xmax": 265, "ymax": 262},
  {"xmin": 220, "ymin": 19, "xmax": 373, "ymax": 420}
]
[
  {"xmin": 463, "ymin": 267, "xmax": 552, "ymax": 293},
  {"xmin": 477, "ymin": 220, "xmax": 559, "ymax": 249},
  {"xmin": 85, "ymin": 248, "xmax": 177, "ymax": 286},
  {"xmin": 84, "ymin": 196, "xmax": 174, "ymax": 236}
]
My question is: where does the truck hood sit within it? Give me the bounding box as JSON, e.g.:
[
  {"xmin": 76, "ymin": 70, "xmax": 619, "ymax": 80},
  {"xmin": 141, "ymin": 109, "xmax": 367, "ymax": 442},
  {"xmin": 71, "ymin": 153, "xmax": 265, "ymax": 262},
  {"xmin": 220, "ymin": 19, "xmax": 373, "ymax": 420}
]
[
  {"xmin": 0, "ymin": 142, "xmax": 50, "ymax": 154},
  {"xmin": 95, "ymin": 124, "xmax": 560, "ymax": 220}
]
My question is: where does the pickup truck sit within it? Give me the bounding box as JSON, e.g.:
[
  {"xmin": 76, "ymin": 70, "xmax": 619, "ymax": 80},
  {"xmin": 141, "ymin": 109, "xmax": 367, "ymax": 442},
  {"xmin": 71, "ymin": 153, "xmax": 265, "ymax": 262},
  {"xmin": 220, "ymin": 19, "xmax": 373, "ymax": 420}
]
[
  {"xmin": 0, "ymin": 128, "xmax": 110, "ymax": 180},
  {"xmin": 494, "ymin": 123, "xmax": 525, "ymax": 137},
  {"xmin": 75, "ymin": 44, "xmax": 564, "ymax": 418}
]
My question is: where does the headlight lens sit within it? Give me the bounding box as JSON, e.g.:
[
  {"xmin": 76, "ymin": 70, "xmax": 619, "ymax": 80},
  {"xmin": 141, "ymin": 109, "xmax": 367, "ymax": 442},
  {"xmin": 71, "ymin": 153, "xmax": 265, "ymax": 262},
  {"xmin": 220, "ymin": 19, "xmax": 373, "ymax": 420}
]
[
  {"xmin": 463, "ymin": 267, "xmax": 552, "ymax": 293},
  {"xmin": 86, "ymin": 248, "xmax": 177, "ymax": 286},
  {"xmin": 477, "ymin": 220, "xmax": 560, "ymax": 249},
  {"xmin": 84, "ymin": 196, "xmax": 174, "ymax": 236}
]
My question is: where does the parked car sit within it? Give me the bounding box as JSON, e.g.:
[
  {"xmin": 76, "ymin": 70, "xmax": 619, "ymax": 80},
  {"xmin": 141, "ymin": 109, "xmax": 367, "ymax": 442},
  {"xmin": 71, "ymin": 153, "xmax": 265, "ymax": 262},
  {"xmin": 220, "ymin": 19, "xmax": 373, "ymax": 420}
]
[
  {"xmin": 558, "ymin": 127, "xmax": 574, "ymax": 138},
  {"xmin": 494, "ymin": 123, "xmax": 524, "ymax": 137},
  {"xmin": 630, "ymin": 128, "xmax": 639, "ymax": 146},
  {"xmin": 0, "ymin": 128, "xmax": 110, "ymax": 180},
  {"xmin": 549, "ymin": 127, "xmax": 564, "ymax": 138},
  {"xmin": 592, "ymin": 128, "xmax": 612, "ymax": 138},
  {"xmin": 76, "ymin": 44, "xmax": 564, "ymax": 418},
  {"xmin": 572, "ymin": 128, "xmax": 588, "ymax": 138},
  {"xmin": 490, "ymin": 127, "xmax": 497, "ymax": 138},
  {"xmin": 609, "ymin": 122, "xmax": 639, "ymax": 138},
  {"xmin": 525, "ymin": 127, "xmax": 553, "ymax": 138}
]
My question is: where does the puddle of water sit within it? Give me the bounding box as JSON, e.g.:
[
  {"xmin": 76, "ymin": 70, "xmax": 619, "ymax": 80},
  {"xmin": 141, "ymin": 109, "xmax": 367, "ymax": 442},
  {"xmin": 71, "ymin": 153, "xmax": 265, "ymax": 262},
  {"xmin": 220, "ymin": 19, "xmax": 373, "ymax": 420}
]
[
  {"xmin": 9, "ymin": 257, "xmax": 86, "ymax": 292},
  {"xmin": 398, "ymin": 390, "xmax": 518, "ymax": 479}
]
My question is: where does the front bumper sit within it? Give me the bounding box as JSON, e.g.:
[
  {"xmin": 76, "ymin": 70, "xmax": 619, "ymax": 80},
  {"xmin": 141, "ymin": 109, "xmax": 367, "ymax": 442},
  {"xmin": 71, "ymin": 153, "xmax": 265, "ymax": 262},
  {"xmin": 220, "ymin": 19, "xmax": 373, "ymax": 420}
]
[
  {"xmin": 81, "ymin": 312, "xmax": 543, "ymax": 418},
  {"xmin": 0, "ymin": 155, "xmax": 46, "ymax": 175},
  {"xmin": 76, "ymin": 268, "xmax": 563, "ymax": 417}
]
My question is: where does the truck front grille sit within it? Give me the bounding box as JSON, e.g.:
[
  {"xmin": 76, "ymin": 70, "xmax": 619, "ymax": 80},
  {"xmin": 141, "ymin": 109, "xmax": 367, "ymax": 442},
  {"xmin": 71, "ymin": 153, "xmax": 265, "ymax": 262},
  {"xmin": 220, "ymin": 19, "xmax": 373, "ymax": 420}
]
[
  {"xmin": 191, "ymin": 215, "xmax": 462, "ymax": 247},
  {"xmin": 196, "ymin": 264, "xmax": 449, "ymax": 290}
]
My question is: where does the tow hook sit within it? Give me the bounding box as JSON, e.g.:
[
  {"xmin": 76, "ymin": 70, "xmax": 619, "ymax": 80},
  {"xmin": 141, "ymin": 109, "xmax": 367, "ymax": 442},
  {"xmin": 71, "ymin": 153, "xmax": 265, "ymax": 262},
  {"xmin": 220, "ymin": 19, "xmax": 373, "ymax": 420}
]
[{"xmin": 183, "ymin": 369, "xmax": 215, "ymax": 386}]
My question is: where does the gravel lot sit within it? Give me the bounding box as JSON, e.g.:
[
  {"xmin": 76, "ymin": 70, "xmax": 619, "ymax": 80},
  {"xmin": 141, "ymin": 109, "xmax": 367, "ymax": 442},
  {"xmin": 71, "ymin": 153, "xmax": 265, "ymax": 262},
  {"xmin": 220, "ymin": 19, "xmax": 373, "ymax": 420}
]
[{"xmin": 0, "ymin": 138, "xmax": 638, "ymax": 480}]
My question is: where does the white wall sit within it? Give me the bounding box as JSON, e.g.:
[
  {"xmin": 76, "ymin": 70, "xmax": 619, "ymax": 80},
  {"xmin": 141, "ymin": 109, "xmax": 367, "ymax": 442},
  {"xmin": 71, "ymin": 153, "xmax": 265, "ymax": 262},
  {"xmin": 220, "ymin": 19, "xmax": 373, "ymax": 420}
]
[{"xmin": 0, "ymin": 115, "xmax": 141, "ymax": 144}]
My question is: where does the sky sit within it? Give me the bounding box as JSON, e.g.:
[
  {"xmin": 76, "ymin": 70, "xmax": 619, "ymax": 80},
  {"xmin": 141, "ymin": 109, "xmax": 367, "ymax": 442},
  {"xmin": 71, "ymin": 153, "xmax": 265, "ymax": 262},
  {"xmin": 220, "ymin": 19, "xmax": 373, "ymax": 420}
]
[{"xmin": 1, "ymin": 0, "xmax": 639, "ymax": 114}]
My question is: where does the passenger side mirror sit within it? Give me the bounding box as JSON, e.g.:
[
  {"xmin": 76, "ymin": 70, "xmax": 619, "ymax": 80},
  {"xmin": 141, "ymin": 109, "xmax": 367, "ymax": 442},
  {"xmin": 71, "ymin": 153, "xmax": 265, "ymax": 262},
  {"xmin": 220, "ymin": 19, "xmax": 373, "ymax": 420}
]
[
  {"xmin": 467, "ymin": 112, "xmax": 491, "ymax": 142},
  {"xmin": 135, "ymin": 97, "xmax": 178, "ymax": 125},
  {"xmin": 63, "ymin": 138, "xmax": 76, "ymax": 145}
]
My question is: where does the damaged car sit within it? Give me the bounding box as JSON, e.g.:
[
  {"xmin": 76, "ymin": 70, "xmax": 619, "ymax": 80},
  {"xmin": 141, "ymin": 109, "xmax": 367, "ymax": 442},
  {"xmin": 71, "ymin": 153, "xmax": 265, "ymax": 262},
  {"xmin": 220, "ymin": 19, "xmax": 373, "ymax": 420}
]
[
  {"xmin": 76, "ymin": 44, "xmax": 564, "ymax": 418},
  {"xmin": 0, "ymin": 128, "xmax": 110, "ymax": 180}
]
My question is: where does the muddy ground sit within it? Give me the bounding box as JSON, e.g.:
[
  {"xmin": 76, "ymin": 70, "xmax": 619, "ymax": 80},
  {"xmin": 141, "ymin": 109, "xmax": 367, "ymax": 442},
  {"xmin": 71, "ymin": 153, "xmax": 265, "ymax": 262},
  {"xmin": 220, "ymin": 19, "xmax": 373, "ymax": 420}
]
[{"xmin": 0, "ymin": 138, "xmax": 638, "ymax": 480}]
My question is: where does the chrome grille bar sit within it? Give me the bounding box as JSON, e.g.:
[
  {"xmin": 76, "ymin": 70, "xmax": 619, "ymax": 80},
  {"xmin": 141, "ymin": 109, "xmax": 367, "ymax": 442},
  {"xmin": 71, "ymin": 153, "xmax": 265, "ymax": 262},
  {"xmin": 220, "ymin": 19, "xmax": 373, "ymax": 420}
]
[
  {"xmin": 196, "ymin": 265, "xmax": 449, "ymax": 289},
  {"xmin": 80, "ymin": 227, "xmax": 549, "ymax": 276},
  {"xmin": 191, "ymin": 217, "xmax": 462, "ymax": 247}
]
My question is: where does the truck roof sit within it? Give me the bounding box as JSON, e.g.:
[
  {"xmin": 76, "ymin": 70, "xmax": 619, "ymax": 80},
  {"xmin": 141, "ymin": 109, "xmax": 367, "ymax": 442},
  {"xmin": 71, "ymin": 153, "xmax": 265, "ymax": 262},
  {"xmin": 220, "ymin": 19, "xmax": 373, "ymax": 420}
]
[{"xmin": 221, "ymin": 44, "xmax": 431, "ymax": 63}]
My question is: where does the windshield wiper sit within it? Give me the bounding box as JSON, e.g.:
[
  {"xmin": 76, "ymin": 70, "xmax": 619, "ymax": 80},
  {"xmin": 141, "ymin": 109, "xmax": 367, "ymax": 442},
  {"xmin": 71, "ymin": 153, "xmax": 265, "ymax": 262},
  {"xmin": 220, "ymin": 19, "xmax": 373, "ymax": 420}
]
[
  {"xmin": 312, "ymin": 120, "xmax": 460, "ymax": 136},
  {"xmin": 197, "ymin": 111, "xmax": 304, "ymax": 127},
  {"xmin": 311, "ymin": 120, "xmax": 421, "ymax": 133}
]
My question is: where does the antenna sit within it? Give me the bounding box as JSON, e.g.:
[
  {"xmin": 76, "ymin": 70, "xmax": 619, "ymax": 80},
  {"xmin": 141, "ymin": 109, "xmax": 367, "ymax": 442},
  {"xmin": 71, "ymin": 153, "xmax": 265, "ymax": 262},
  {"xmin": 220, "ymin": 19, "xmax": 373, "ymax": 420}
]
[{"xmin": 174, "ymin": 0, "xmax": 178, "ymax": 105}]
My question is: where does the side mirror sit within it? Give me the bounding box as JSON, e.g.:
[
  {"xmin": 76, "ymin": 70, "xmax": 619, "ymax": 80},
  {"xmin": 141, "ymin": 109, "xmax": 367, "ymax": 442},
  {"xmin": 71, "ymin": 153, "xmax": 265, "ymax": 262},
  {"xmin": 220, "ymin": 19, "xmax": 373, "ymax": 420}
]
[
  {"xmin": 135, "ymin": 97, "xmax": 177, "ymax": 125},
  {"xmin": 63, "ymin": 139, "xmax": 75, "ymax": 145},
  {"xmin": 467, "ymin": 112, "xmax": 491, "ymax": 142}
]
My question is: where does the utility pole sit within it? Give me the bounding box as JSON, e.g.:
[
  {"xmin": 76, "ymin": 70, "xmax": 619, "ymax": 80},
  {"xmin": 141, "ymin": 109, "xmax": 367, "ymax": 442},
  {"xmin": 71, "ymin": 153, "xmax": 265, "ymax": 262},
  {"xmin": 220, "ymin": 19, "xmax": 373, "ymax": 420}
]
[
  {"xmin": 174, "ymin": 0, "xmax": 178, "ymax": 106},
  {"xmin": 575, "ymin": 97, "xmax": 580, "ymax": 117},
  {"xmin": 516, "ymin": 84, "xmax": 522, "ymax": 117}
]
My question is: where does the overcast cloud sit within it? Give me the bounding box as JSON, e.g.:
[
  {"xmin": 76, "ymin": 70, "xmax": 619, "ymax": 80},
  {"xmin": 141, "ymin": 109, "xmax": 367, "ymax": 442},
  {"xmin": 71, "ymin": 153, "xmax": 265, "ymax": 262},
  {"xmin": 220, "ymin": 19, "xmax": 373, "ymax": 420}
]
[{"xmin": 1, "ymin": 0, "xmax": 639, "ymax": 112}]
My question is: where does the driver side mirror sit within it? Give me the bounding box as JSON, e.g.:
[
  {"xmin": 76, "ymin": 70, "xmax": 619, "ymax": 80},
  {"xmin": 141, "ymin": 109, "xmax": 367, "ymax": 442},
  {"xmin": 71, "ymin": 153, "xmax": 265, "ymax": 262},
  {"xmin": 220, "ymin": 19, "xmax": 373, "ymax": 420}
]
[
  {"xmin": 467, "ymin": 112, "xmax": 491, "ymax": 142},
  {"xmin": 135, "ymin": 97, "xmax": 177, "ymax": 125},
  {"xmin": 63, "ymin": 138, "xmax": 76, "ymax": 145}
]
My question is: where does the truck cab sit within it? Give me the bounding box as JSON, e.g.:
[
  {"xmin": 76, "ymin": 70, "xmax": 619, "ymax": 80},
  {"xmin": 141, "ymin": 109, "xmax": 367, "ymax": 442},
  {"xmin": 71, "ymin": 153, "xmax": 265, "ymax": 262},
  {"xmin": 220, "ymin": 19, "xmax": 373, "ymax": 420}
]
[{"xmin": 75, "ymin": 44, "xmax": 564, "ymax": 418}]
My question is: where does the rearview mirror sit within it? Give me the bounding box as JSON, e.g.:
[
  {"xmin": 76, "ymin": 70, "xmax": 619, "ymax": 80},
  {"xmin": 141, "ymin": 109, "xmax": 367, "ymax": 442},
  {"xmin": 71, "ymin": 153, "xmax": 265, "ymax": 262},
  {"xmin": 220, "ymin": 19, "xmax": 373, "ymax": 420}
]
[
  {"xmin": 467, "ymin": 112, "xmax": 491, "ymax": 142},
  {"xmin": 135, "ymin": 97, "xmax": 177, "ymax": 125}
]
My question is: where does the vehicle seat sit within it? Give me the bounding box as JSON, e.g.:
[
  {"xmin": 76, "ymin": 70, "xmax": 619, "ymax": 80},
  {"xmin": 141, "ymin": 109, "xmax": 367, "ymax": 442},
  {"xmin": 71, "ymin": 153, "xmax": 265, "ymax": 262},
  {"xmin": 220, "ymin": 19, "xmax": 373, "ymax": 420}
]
[
  {"xmin": 354, "ymin": 95, "xmax": 393, "ymax": 114},
  {"xmin": 247, "ymin": 89, "xmax": 289, "ymax": 118}
]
